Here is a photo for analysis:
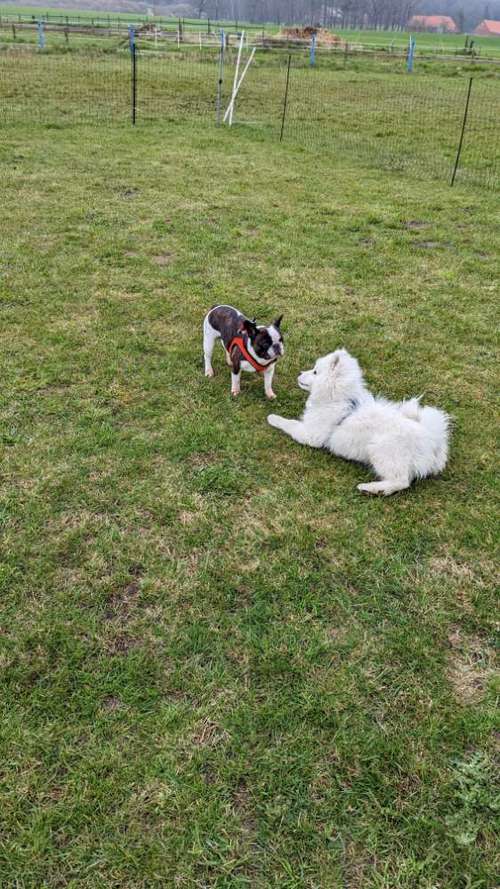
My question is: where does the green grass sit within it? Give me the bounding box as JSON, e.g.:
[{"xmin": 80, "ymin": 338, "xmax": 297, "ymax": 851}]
[
  {"xmin": 1, "ymin": 49, "xmax": 498, "ymax": 188},
  {"xmin": 1, "ymin": 86, "xmax": 499, "ymax": 887},
  {"xmin": 337, "ymin": 27, "xmax": 500, "ymax": 59}
]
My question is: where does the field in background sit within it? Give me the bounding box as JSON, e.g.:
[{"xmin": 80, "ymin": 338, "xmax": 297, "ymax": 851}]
[
  {"xmin": 2, "ymin": 3, "xmax": 500, "ymax": 58},
  {"xmin": 1, "ymin": 106, "xmax": 498, "ymax": 886}
]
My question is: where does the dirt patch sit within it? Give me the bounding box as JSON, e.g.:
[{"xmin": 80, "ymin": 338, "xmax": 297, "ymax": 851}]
[
  {"xmin": 430, "ymin": 556, "xmax": 477, "ymax": 583},
  {"xmin": 102, "ymin": 695, "xmax": 122, "ymax": 711},
  {"xmin": 342, "ymin": 840, "xmax": 372, "ymax": 886},
  {"xmin": 178, "ymin": 510, "xmax": 197, "ymax": 526},
  {"xmin": 447, "ymin": 628, "xmax": 497, "ymax": 704},
  {"xmin": 278, "ymin": 26, "xmax": 342, "ymax": 45},
  {"xmin": 105, "ymin": 564, "xmax": 143, "ymax": 620},
  {"xmin": 414, "ymin": 240, "xmax": 452, "ymax": 250},
  {"xmin": 152, "ymin": 252, "xmax": 174, "ymax": 266},
  {"xmin": 232, "ymin": 782, "xmax": 257, "ymax": 834},
  {"xmin": 186, "ymin": 452, "xmax": 219, "ymax": 469},
  {"xmin": 190, "ymin": 718, "xmax": 230, "ymax": 749},
  {"xmin": 404, "ymin": 220, "xmax": 429, "ymax": 230},
  {"xmin": 106, "ymin": 634, "xmax": 139, "ymax": 655}
]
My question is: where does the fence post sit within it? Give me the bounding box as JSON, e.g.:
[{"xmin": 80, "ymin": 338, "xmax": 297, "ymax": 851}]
[
  {"xmin": 450, "ymin": 77, "xmax": 473, "ymax": 187},
  {"xmin": 129, "ymin": 27, "xmax": 137, "ymax": 125},
  {"xmin": 37, "ymin": 20, "xmax": 45, "ymax": 50},
  {"xmin": 280, "ymin": 54, "xmax": 291, "ymax": 143},
  {"xmin": 12, "ymin": 23, "xmax": 16, "ymax": 40},
  {"xmin": 216, "ymin": 30, "xmax": 225, "ymax": 126},
  {"xmin": 407, "ymin": 35, "xmax": 415, "ymax": 72},
  {"xmin": 310, "ymin": 33, "xmax": 316, "ymax": 66}
]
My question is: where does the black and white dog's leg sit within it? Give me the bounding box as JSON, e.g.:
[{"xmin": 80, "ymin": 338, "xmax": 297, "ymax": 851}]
[
  {"xmin": 264, "ymin": 363, "xmax": 276, "ymax": 400},
  {"xmin": 267, "ymin": 415, "xmax": 322, "ymax": 447},
  {"xmin": 231, "ymin": 370, "xmax": 241, "ymax": 397},
  {"xmin": 203, "ymin": 315, "xmax": 219, "ymax": 378}
]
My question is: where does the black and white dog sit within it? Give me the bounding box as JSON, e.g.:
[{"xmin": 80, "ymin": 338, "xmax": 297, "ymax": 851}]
[{"xmin": 203, "ymin": 305, "xmax": 284, "ymax": 399}]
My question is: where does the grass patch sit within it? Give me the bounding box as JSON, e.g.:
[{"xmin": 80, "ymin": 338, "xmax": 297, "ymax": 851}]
[{"xmin": 0, "ymin": 115, "xmax": 498, "ymax": 887}]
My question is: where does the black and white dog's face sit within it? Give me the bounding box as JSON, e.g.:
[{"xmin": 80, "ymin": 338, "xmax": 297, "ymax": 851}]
[{"xmin": 244, "ymin": 315, "xmax": 284, "ymax": 360}]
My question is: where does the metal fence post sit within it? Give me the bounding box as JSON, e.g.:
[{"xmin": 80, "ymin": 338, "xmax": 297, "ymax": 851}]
[
  {"xmin": 407, "ymin": 35, "xmax": 415, "ymax": 72},
  {"xmin": 216, "ymin": 29, "xmax": 225, "ymax": 126},
  {"xmin": 280, "ymin": 54, "xmax": 291, "ymax": 143},
  {"xmin": 451, "ymin": 77, "xmax": 473, "ymax": 187},
  {"xmin": 129, "ymin": 27, "xmax": 137, "ymax": 125},
  {"xmin": 37, "ymin": 20, "xmax": 45, "ymax": 50},
  {"xmin": 310, "ymin": 33, "xmax": 316, "ymax": 67}
]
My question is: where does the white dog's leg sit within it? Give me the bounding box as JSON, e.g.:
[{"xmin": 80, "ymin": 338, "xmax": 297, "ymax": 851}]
[
  {"xmin": 203, "ymin": 316, "xmax": 219, "ymax": 378},
  {"xmin": 264, "ymin": 364, "xmax": 276, "ymax": 400},
  {"xmin": 267, "ymin": 415, "xmax": 322, "ymax": 447},
  {"xmin": 231, "ymin": 371, "xmax": 241, "ymax": 397},
  {"xmin": 357, "ymin": 478, "xmax": 410, "ymax": 496},
  {"xmin": 359, "ymin": 445, "xmax": 411, "ymax": 495}
]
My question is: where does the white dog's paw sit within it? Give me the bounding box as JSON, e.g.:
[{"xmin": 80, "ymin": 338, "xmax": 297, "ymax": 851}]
[
  {"xmin": 231, "ymin": 389, "xmax": 240, "ymax": 398},
  {"xmin": 266, "ymin": 390, "xmax": 277, "ymax": 401},
  {"xmin": 357, "ymin": 483, "xmax": 374, "ymax": 495},
  {"xmin": 358, "ymin": 482, "xmax": 386, "ymax": 496},
  {"xmin": 267, "ymin": 414, "xmax": 283, "ymax": 428},
  {"xmin": 205, "ymin": 368, "xmax": 215, "ymax": 378}
]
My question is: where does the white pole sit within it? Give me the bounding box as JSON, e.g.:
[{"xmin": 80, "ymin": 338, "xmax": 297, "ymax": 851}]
[
  {"xmin": 223, "ymin": 45, "xmax": 255, "ymax": 125},
  {"xmin": 228, "ymin": 30, "xmax": 244, "ymax": 126}
]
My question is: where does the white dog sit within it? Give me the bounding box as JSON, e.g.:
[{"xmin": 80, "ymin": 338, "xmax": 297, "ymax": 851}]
[{"xmin": 267, "ymin": 349, "xmax": 450, "ymax": 495}]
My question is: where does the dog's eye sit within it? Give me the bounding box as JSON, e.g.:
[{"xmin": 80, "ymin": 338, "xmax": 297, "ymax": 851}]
[{"xmin": 313, "ymin": 371, "xmax": 317, "ymax": 375}]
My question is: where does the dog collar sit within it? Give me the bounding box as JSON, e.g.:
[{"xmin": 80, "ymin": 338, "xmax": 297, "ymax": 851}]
[{"xmin": 228, "ymin": 334, "xmax": 277, "ymax": 374}]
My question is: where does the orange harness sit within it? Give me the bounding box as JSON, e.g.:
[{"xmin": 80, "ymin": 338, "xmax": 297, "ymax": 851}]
[{"xmin": 228, "ymin": 334, "xmax": 276, "ymax": 374}]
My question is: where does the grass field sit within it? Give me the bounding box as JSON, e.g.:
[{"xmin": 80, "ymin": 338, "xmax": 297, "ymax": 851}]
[
  {"xmin": 1, "ymin": 48, "xmax": 499, "ymax": 189},
  {"xmin": 1, "ymin": 71, "xmax": 499, "ymax": 888}
]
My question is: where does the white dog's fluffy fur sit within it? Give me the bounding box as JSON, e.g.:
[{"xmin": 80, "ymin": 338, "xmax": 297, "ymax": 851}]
[{"xmin": 268, "ymin": 349, "xmax": 450, "ymax": 495}]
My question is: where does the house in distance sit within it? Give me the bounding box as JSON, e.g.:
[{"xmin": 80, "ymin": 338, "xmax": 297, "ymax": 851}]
[
  {"xmin": 473, "ymin": 19, "xmax": 500, "ymax": 35},
  {"xmin": 408, "ymin": 14, "xmax": 459, "ymax": 32}
]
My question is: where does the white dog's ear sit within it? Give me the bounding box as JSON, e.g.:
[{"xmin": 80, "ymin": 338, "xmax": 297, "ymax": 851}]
[{"xmin": 330, "ymin": 353, "xmax": 341, "ymax": 373}]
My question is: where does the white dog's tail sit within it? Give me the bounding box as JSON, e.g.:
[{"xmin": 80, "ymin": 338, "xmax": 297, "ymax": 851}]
[
  {"xmin": 400, "ymin": 399, "xmax": 450, "ymax": 474},
  {"xmin": 400, "ymin": 397, "xmax": 422, "ymax": 421}
]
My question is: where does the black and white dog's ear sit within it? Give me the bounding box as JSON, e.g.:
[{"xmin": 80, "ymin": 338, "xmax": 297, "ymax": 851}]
[
  {"xmin": 243, "ymin": 318, "xmax": 258, "ymax": 336},
  {"xmin": 273, "ymin": 314, "xmax": 283, "ymax": 329}
]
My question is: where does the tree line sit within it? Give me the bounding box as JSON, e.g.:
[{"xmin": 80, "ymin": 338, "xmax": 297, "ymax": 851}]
[{"xmin": 193, "ymin": 0, "xmax": 500, "ymax": 31}]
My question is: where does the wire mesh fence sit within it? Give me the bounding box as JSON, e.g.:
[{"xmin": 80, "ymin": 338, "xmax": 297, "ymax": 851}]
[{"xmin": 0, "ymin": 45, "xmax": 498, "ymax": 189}]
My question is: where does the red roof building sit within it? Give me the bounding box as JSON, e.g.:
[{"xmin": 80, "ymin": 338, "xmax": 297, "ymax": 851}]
[
  {"xmin": 473, "ymin": 19, "xmax": 500, "ymax": 35},
  {"xmin": 408, "ymin": 15, "xmax": 459, "ymax": 32}
]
